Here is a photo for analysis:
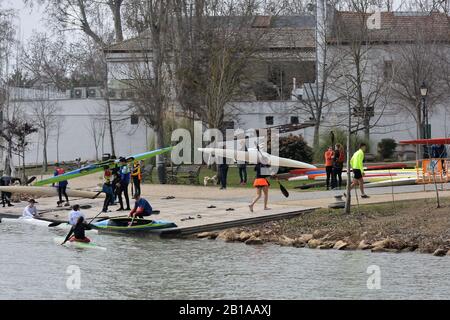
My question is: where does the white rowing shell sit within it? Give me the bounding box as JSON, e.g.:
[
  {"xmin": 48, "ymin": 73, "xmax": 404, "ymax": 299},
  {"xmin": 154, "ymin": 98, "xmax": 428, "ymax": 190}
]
[
  {"xmin": 198, "ymin": 148, "xmax": 316, "ymax": 169},
  {"xmin": 0, "ymin": 186, "xmax": 105, "ymax": 198}
]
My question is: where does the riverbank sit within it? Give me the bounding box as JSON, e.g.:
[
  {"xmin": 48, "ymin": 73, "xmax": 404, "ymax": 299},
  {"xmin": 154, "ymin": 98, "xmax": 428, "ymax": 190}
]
[{"xmin": 195, "ymin": 197, "xmax": 450, "ymax": 257}]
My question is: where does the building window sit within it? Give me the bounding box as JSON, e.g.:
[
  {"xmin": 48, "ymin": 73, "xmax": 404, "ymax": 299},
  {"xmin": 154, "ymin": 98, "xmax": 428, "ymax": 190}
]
[
  {"xmin": 130, "ymin": 114, "xmax": 139, "ymax": 125},
  {"xmin": 266, "ymin": 116, "xmax": 274, "ymax": 125},
  {"xmin": 291, "ymin": 116, "xmax": 299, "ymax": 124},
  {"xmin": 384, "ymin": 60, "xmax": 393, "ymax": 80}
]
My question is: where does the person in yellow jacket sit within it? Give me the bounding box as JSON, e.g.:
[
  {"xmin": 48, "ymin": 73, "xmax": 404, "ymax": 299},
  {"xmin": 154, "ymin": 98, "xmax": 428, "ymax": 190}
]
[
  {"xmin": 345, "ymin": 143, "xmax": 369, "ymax": 199},
  {"xmin": 131, "ymin": 160, "xmax": 142, "ymax": 197}
]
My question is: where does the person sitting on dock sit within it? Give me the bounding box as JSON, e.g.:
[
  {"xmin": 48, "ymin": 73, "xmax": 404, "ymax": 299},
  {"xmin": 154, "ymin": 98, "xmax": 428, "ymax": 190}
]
[
  {"xmin": 22, "ymin": 199, "xmax": 40, "ymax": 218},
  {"xmin": 68, "ymin": 204, "xmax": 85, "ymax": 226},
  {"xmin": 128, "ymin": 194, "xmax": 153, "ymax": 219}
]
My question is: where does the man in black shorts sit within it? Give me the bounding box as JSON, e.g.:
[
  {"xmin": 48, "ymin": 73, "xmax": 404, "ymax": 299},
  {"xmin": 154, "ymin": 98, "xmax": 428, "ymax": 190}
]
[{"xmin": 346, "ymin": 143, "xmax": 369, "ymax": 198}]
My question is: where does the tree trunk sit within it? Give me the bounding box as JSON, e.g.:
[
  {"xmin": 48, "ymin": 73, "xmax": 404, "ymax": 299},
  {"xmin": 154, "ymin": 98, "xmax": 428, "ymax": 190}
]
[
  {"xmin": 112, "ymin": 3, "xmax": 124, "ymax": 42},
  {"xmin": 364, "ymin": 117, "xmax": 370, "ymax": 143},
  {"xmin": 104, "ymin": 68, "xmax": 116, "ymax": 157},
  {"xmin": 4, "ymin": 140, "xmax": 12, "ymax": 176},
  {"xmin": 22, "ymin": 152, "xmax": 26, "ymax": 184},
  {"xmin": 313, "ymin": 120, "xmax": 321, "ymax": 149},
  {"xmin": 155, "ymin": 125, "xmax": 167, "ymax": 184},
  {"xmin": 43, "ymin": 128, "xmax": 48, "ymax": 172}
]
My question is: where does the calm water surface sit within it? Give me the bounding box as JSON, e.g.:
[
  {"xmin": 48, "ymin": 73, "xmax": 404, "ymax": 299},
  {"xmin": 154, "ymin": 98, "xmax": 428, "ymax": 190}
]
[{"xmin": 1, "ymin": 222, "xmax": 450, "ymax": 299}]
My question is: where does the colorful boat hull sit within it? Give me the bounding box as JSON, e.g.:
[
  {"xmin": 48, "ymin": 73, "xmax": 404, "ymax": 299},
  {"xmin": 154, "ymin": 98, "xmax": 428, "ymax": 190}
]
[
  {"xmin": 34, "ymin": 147, "xmax": 174, "ymax": 186},
  {"xmin": 91, "ymin": 217, "xmax": 177, "ymax": 234},
  {"xmin": 53, "ymin": 237, "xmax": 106, "ymax": 250}
]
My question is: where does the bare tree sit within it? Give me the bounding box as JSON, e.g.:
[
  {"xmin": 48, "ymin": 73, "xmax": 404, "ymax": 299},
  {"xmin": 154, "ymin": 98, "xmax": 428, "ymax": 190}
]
[
  {"xmin": 388, "ymin": 16, "xmax": 448, "ymax": 153},
  {"xmin": 32, "ymin": 99, "xmax": 59, "ymax": 171},
  {"xmin": 119, "ymin": 0, "xmax": 173, "ymax": 183},
  {"xmin": 86, "ymin": 116, "xmax": 106, "ymax": 161},
  {"xmin": 330, "ymin": 1, "xmax": 390, "ymax": 143}
]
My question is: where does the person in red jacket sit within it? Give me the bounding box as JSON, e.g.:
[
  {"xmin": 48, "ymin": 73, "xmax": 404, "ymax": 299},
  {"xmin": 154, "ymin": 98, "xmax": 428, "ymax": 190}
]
[{"xmin": 324, "ymin": 146, "xmax": 334, "ymax": 190}]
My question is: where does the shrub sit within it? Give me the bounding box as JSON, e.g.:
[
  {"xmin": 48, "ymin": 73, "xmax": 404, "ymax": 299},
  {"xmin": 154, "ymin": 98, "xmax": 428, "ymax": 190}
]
[
  {"xmin": 279, "ymin": 134, "xmax": 313, "ymax": 164},
  {"xmin": 314, "ymin": 128, "xmax": 371, "ymax": 163},
  {"xmin": 377, "ymin": 138, "xmax": 397, "ymax": 160}
]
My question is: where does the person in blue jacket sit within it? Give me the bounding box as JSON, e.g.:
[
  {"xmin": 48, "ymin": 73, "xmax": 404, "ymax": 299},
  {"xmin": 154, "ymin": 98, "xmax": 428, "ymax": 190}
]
[{"xmin": 116, "ymin": 157, "xmax": 131, "ymax": 211}]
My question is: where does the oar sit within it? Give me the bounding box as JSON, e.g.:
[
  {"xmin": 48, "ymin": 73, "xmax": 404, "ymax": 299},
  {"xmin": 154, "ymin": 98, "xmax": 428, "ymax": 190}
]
[{"xmin": 277, "ymin": 180, "xmax": 289, "ymax": 198}]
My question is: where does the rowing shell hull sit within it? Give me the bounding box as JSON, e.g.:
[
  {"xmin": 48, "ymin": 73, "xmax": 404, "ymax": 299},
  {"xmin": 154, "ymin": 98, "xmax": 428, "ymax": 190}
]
[
  {"xmin": 53, "ymin": 237, "xmax": 106, "ymax": 251},
  {"xmin": 0, "ymin": 217, "xmax": 98, "ymax": 233},
  {"xmin": 364, "ymin": 177, "xmax": 417, "ymax": 188},
  {"xmin": 0, "ymin": 186, "xmax": 105, "ymax": 198},
  {"xmin": 35, "ymin": 147, "xmax": 173, "ymax": 186},
  {"xmin": 198, "ymin": 148, "xmax": 316, "ymax": 169}
]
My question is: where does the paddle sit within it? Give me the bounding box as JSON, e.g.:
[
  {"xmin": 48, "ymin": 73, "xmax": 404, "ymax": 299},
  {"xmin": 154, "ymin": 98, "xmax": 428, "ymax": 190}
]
[{"xmin": 277, "ymin": 180, "xmax": 289, "ymax": 198}]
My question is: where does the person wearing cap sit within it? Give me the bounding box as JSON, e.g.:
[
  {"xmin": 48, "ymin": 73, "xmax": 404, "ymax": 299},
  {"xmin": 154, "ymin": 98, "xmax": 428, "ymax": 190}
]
[
  {"xmin": 68, "ymin": 204, "xmax": 86, "ymax": 226},
  {"xmin": 117, "ymin": 157, "xmax": 131, "ymax": 211},
  {"xmin": 22, "ymin": 199, "xmax": 40, "ymax": 218},
  {"xmin": 128, "ymin": 194, "xmax": 153, "ymax": 219}
]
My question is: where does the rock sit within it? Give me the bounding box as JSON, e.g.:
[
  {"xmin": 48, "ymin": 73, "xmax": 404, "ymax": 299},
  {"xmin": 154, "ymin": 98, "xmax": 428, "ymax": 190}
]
[
  {"xmin": 360, "ymin": 231, "xmax": 368, "ymax": 238},
  {"xmin": 313, "ymin": 230, "xmax": 328, "ymax": 239},
  {"xmin": 433, "ymin": 248, "xmax": 447, "ymax": 257},
  {"xmin": 197, "ymin": 232, "xmax": 218, "ymax": 239},
  {"xmin": 308, "ymin": 239, "xmax": 322, "ymax": 249},
  {"xmin": 333, "ymin": 240, "xmax": 348, "ymax": 250},
  {"xmin": 446, "ymin": 250, "xmax": 450, "ymax": 256},
  {"xmin": 293, "ymin": 239, "xmax": 307, "ymax": 248},
  {"xmin": 251, "ymin": 230, "xmax": 261, "ymax": 238},
  {"xmin": 371, "ymin": 239, "xmax": 390, "ymax": 248},
  {"xmin": 357, "ymin": 240, "xmax": 372, "ymax": 250},
  {"xmin": 371, "ymin": 247, "xmax": 399, "ymax": 253},
  {"xmin": 238, "ymin": 231, "xmax": 252, "ymax": 242},
  {"xmin": 217, "ymin": 230, "xmax": 239, "ymax": 242},
  {"xmin": 298, "ymin": 234, "xmax": 313, "ymax": 243},
  {"xmin": 245, "ymin": 236, "xmax": 264, "ymax": 245},
  {"xmin": 277, "ymin": 235, "xmax": 295, "ymax": 247},
  {"xmin": 318, "ymin": 242, "xmax": 335, "ymax": 249}
]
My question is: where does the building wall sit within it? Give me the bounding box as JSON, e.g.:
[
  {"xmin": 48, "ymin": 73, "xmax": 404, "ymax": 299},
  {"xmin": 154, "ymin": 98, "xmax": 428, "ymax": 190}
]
[{"xmin": 4, "ymin": 97, "xmax": 150, "ymax": 166}]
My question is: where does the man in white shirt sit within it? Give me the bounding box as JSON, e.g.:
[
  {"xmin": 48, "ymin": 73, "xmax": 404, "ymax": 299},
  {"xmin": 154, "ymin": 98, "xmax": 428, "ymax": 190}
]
[
  {"xmin": 22, "ymin": 199, "xmax": 39, "ymax": 218},
  {"xmin": 68, "ymin": 204, "xmax": 85, "ymax": 226}
]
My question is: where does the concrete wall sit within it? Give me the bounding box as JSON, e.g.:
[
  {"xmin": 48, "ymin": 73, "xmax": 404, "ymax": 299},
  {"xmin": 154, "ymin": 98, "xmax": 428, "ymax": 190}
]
[{"xmin": 4, "ymin": 97, "xmax": 150, "ymax": 166}]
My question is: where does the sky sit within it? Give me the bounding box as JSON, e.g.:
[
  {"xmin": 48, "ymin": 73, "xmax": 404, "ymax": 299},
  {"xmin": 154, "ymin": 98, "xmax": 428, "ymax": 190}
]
[{"xmin": 6, "ymin": 0, "xmax": 45, "ymax": 41}]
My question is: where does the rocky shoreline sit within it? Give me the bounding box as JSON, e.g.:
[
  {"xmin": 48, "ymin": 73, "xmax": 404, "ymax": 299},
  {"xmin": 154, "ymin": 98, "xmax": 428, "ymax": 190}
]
[{"xmin": 193, "ymin": 198, "xmax": 450, "ymax": 257}]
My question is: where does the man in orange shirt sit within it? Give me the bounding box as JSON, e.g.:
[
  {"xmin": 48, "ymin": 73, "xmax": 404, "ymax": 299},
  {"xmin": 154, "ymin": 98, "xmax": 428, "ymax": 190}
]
[{"xmin": 324, "ymin": 146, "xmax": 334, "ymax": 190}]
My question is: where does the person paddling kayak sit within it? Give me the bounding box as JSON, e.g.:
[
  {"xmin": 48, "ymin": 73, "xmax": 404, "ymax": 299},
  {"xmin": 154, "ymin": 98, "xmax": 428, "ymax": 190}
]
[
  {"xmin": 128, "ymin": 194, "xmax": 153, "ymax": 219},
  {"xmin": 63, "ymin": 205, "xmax": 90, "ymax": 244}
]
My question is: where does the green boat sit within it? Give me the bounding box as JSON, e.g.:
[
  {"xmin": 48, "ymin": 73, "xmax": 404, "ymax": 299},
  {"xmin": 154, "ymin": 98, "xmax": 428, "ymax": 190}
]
[{"xmin": 91, "ymin": 217, "xmax": 177, "ymax": 234}]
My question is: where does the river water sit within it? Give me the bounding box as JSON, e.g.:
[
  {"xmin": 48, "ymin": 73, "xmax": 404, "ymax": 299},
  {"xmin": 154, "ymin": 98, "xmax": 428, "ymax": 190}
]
[{"xmin": 1, "ymin": 222, "xmax": 450, "ymax": 300}]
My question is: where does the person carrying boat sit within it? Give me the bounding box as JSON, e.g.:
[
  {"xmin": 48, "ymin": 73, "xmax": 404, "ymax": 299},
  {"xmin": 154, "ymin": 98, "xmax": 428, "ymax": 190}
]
[
  {"xmin": 128, "ymin": 194, "xmax": 153, "ymax": 219},
  {"xmin": 345, "ymin": 143, "xmax": 369, "ymax": 199},
  {"xmin": 131, "ymin": 159, "xmax": 142, "ymax": 197},
  {"xmin": 249, "ymin": 162, "xmax": 272, "ymax": 213},
  {"xmin": 116, "ymin": 157, "xmax": 131, "ymax": 211},
  {"xmin": 53, "ymin": 163, "xmax": 70, "ymax": 207},
  {"xmin": 101, "ymin": 166, "xmax": 114, "ymax": 213},
  {"xmin": 324, "ymin": 146, "xmax": 334, "ymax": 190},
  {"xmin": 22, "ymin": 199, "xmax": 40, "ymax": 218}
]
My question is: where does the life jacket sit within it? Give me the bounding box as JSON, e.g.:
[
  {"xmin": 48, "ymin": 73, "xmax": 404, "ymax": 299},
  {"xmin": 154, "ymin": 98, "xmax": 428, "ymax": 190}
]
[
  {"xmin": 132, "ymin": 163, "xmax": 142, "ymax": 180},
  {"xmin": 338, "ymin": 149, "xmax": 345, "ymax": 163},
  {"xmin": 56, "ymin": 168, "xmax": 65, "ymax": 175}
]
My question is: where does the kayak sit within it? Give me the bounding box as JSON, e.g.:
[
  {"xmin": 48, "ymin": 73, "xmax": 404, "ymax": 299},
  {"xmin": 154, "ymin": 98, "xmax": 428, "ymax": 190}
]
[
  {"xmin": 399, "ymin": 138, "xmax": 450, "ymax": 145},
  {"xmin": 364, "ymin": 177, "xmax": 418, "ymax": 188},
  {"xmin": 0, "ymin": 217, "xmax": 70, "ymax": 228},
  {"xmin": 91, "ymin": 217, "xmax": 177, "ymax": 234},
  {"xmin": 53, "ymin": 237, "xmax": 106, "ymax": 251},
  {"xmin": 35, "ymin": 147, "xmax": 174, "ymax": 186}
]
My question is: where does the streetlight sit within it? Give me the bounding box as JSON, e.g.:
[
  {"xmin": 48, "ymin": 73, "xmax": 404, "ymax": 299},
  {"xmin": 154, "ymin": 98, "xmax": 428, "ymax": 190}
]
[{"xmin": 420, "ymin": 82, "xmax": 429, "ymax": 158}]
